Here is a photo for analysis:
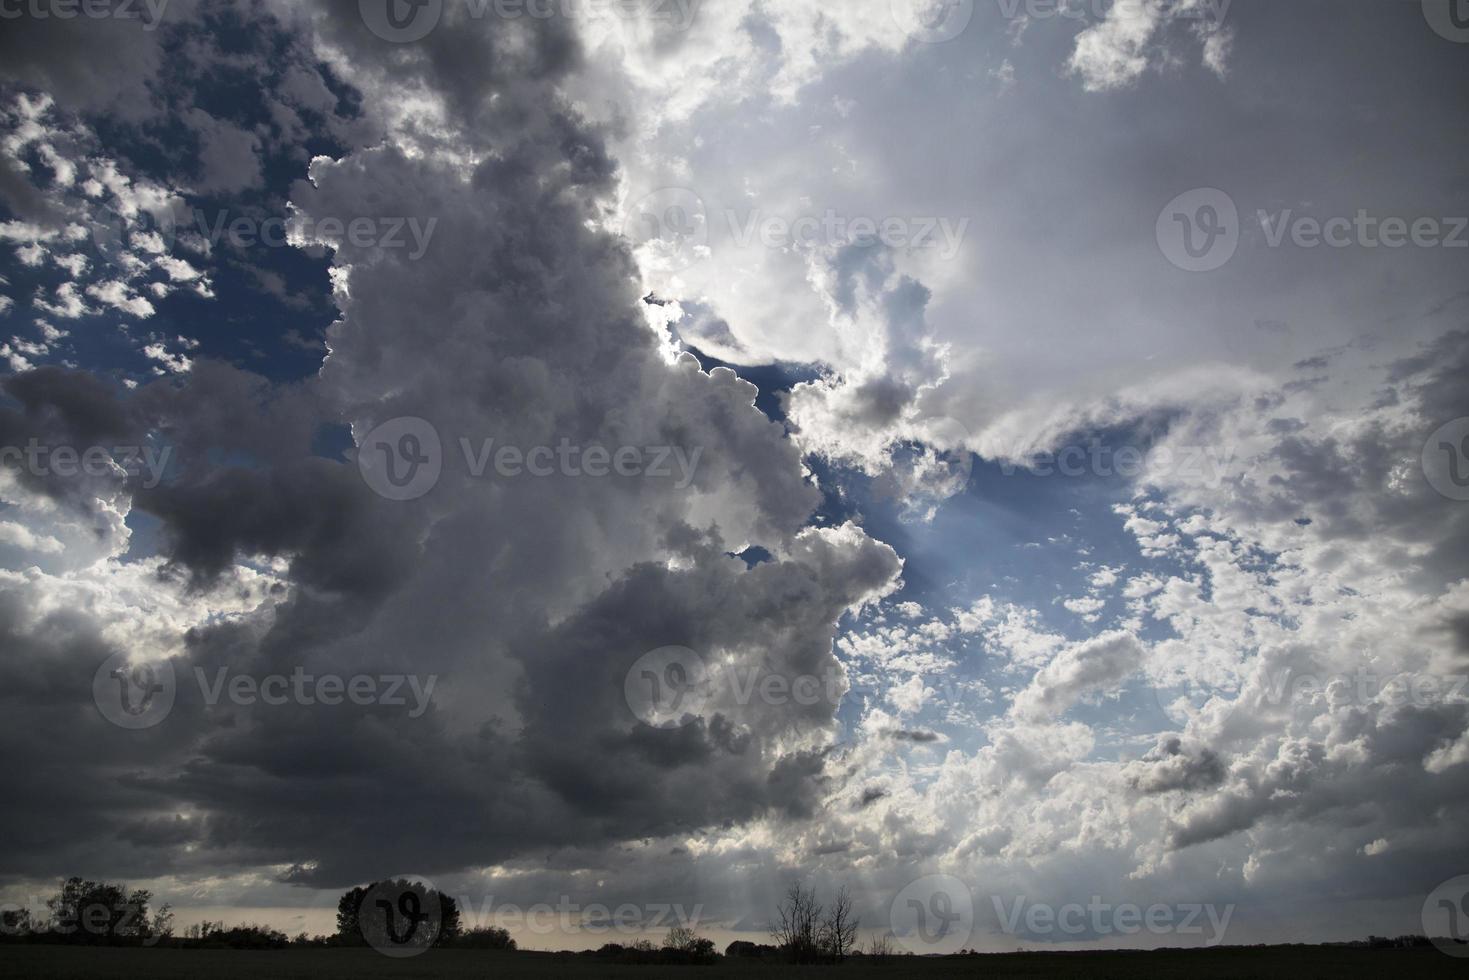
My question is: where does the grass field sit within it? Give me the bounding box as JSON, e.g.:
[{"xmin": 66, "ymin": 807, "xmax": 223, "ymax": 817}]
[{"xmin": 0, "ymin": 945, "xmax": 1461, "ymax": 979}]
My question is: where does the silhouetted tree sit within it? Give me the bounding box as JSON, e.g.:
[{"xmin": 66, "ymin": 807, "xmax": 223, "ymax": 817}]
[
  {"xmin": 335, "ymin": 886, "xmax": 366, "ymax": 941},
  {"xmin": 43, "ymin": 877, "xmax": 155, "ymax": 944},
  {"xmin": 820, "ymin": 886, "xmax": 859, "ymax": 960},
  {"xmin": 663, "ymin": 925, "xmax": 716, "ymax": 962},
  {"xmin": 335, "ymin": 880, "xmax": 460, "ymax": 950},
  {"xmin": 771, "ymin": 882, "xmax": 823, "ymax": 963}
]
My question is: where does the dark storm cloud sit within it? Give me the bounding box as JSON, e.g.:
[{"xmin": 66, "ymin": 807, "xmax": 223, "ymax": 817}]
[
  {"xmin": 2, "ymin": 367, "xmax": 142, "ymax": 448},
  {"xmin": 0, "ymin": 368, "xmax": 146, "ymax": 529},
  {"xmin": 0, "ymin": 0, "xmax": 906, "ymax": 895},
  {"xmin": 0, "ymin": 0, "xmax": 179, "ymax": 116}
]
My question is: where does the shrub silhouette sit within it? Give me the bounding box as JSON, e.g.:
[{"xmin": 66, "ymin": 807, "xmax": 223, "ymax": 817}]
[{"xmin": 456, "ymin": 925, "xmax": 517, "ymax": 949}]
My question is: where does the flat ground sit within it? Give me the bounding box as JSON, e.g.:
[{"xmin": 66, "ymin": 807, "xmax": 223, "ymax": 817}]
[{"xmin": 0, "ymin": 945, "xmax": 1461, "ymax": 979}]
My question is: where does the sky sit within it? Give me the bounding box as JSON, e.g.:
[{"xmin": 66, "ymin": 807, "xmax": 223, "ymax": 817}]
[{"xmin": 0, "ymin": 0, "xmax": 1467, "ymax": 955}]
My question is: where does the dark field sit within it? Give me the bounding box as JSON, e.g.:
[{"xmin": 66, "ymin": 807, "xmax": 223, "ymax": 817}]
[{"xmin": 0, "ymin": 945, "xmax": 1461, "ymax": 979}]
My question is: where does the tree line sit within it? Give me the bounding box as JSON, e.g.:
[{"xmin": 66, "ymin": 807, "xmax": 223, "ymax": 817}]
[{"xmin": 3, "ymin": 875, "xmax": 893, "ymax": 963}]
